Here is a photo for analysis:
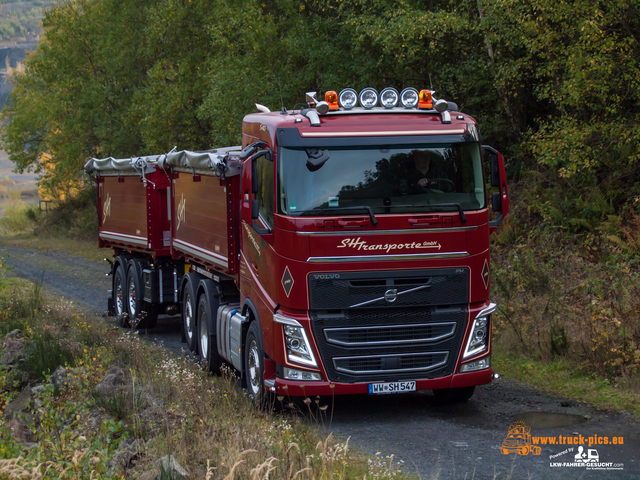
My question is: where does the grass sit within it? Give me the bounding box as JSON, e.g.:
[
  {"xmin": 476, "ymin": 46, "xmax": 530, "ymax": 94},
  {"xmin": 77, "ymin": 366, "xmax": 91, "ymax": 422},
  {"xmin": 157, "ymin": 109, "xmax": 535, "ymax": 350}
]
[
  {"xmin": 0, "ymin": 277, "xmax": 410, "ymax": 479},
  {"xmin": 1, "ymin": 232, "xmax": 104, "ymax": 263},
  {"xmin": 494, "ymin": 353, "xmax": 640, "ymax": 417}
]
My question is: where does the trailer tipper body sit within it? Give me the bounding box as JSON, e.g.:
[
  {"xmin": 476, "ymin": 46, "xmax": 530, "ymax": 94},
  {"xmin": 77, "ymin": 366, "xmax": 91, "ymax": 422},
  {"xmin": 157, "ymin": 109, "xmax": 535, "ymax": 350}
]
[{"xmin": 85, "ymin": 88, "xmax": 509, "ymax": 404}]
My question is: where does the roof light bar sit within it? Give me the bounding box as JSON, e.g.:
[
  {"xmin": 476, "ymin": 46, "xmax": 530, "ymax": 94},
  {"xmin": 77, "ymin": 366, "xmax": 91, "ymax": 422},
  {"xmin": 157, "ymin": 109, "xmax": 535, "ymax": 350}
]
[
  {"xmin": 380, "ymin": 87, "xmax": 399, "ymax": 108},
  {"xmin": 359, "ymin": 87, "xmax": 378, "ymax": 109},
  {"xmin": 400, "ymin": 88, "xmax": 419, "ymax": 108},
  {"xmin": 338, "ymin": 88, "xmax": 358, "ymax": 110}
]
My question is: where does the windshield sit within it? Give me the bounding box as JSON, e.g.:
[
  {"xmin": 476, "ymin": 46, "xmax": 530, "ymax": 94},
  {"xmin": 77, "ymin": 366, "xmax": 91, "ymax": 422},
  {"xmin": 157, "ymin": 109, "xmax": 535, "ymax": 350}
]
[{"xmin": 278, "ymin": 144, "xmax": 486, "ymax": 216}]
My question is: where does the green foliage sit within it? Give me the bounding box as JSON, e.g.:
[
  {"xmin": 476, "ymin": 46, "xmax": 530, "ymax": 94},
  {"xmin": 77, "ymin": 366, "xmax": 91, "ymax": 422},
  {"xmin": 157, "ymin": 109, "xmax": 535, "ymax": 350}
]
[{"xmin": 20, "ymin": 328, "xmax": 77, "ymax": 381}]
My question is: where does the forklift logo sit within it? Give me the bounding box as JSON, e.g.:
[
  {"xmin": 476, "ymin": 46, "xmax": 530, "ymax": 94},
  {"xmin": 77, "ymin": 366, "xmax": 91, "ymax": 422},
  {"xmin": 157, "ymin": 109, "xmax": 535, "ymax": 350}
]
[
  {"xmin": 102, "ymin": 194, "xmax": 111, "ymax": 221},
  {"xmin": 177, "ymin": 194, "xmax": 186, "ymax": 231},
  {"xmin": 501, "ymin": 422, "xmax": 542, "ymax": 456}
]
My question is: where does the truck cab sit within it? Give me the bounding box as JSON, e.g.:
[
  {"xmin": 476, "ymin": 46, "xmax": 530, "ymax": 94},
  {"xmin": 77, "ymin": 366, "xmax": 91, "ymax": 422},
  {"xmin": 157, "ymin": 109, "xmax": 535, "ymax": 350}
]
[{"xmin": 236, "ymin": 88, "xmax": 509, "ymax": 403}]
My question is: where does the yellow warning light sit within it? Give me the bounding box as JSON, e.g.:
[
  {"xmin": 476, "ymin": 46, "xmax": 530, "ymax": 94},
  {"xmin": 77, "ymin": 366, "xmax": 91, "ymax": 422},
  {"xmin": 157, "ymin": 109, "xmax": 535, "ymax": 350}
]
[
  {"xmin": 325, "ymin": 91, "xmax": 339, "ymax": 110},
  {"xmin": 419, "ymin": 90, "xmax": 433, "ymax": 109}
]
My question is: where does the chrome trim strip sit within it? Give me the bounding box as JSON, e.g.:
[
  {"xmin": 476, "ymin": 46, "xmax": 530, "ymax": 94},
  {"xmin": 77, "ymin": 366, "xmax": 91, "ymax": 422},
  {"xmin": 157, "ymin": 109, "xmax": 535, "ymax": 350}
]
[
  {"xmin": 324, "ymin": 322, "xmax": 457, "ymax": 347},
  {"xmin": 99, "ymin": 231, "xmax": 147, "ymax": 246},
  {"xmin": 349, "ymin": 284, "xmax": 431, "ymax": 309},
  {"xmin": 477, "ymin": 302, "xmax": 497, "ymax": 318},
  {"xmin": 308, "ymin": 251, "xmax": 469, "ymax": 263},
  {"xmin": 296, "ymin": 226, "xmax": 477, "ymax": 236},
  {"xmin": 172, "ymin": 239, "xmax": 228, "ymax": 268},
  {"xmin": 273, "ymin": 313, "xmax": 303, "ymax": 327},
  {"xmin": 300, "ymin": 129, "xmax": 465, "ymax": 137},
  {"xmin": 333, "ymin": 352, "xmax": 449, "ymax": 375}
]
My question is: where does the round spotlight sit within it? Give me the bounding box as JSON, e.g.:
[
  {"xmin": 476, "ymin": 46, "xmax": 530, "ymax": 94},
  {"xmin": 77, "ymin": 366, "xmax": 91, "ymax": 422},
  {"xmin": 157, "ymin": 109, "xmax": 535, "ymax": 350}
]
[
  {"xmin": 338, "ymin": 88, "xmax": 358, "ymax": 110},
  {"xmin": 380, "ymin": 87, "xmax": 399, "ymax": 108},
  {"xmin": 400, "ymin": 87, "xmax": 419, "ymax": 109},
  {"xmin": 359, "ymin": 88, "xmax": 378, "ymax": 109}
]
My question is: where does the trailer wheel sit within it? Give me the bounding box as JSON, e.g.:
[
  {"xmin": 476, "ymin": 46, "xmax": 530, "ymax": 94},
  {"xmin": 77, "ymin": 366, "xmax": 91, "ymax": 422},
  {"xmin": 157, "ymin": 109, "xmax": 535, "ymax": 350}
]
[
  {"xmin": 113, "ymin": 265, "xmax": 126, "ymax": 316},
  {"xmin": 181, "ymin": 273, "xmax": 198, "ymax": 352},
  {"xmin": 197, "ymin": 293, "xmax": 222, "ymax": 374},
  {"xmin": 126, "ymin": 260, "xmax": 157, "ymax": 329},
  {"xmin": 113, "ymin": 265, "xmax": 130, "ymax": 327},
  {"xmin": 432, "ymin": 386, "xmax": 476, "ymax": 403},
  {"xmin": 245, "ymin": 321, "xmax": 267, "ymax": 407}
]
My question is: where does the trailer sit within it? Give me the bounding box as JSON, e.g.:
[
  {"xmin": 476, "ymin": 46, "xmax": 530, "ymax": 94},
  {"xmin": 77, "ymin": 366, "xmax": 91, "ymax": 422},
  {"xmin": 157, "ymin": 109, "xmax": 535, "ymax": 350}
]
[{"xmin": 86, "ymin": 87, "xmax": 509, "ymax": 405}]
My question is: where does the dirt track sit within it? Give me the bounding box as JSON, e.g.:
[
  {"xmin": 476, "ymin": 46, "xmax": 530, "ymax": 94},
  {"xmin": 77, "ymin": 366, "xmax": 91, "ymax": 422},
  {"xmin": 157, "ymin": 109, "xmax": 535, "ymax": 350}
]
[{"xmin": 1, "ymin": 243, "xmax": 638, "ymax": 480}]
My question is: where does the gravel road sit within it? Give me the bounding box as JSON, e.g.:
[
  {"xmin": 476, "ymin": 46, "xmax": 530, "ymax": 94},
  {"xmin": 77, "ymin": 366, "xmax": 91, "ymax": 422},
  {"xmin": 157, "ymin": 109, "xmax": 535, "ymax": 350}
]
[{"xmin": 1, "ymin": 243, "xmax": 638, "ymax": 480}]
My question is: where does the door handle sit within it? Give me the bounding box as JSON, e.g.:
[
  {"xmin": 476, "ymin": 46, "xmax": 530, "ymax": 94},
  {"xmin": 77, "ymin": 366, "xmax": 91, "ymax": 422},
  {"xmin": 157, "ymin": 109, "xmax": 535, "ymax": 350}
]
[
  {"xmin": 337, "ymin": 218, "xmax": 369, "ymax": 227},
  {"xmin": 408, "ymin": 217, "xmax": 439, "ymax": 226},
  {"xmin": 251, "ymin": 262, "xmax": 259, "ymax": 272}
]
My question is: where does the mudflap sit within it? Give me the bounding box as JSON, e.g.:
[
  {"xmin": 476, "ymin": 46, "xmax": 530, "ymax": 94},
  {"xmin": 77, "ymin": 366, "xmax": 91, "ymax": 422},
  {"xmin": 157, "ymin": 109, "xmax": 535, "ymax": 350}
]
[{"xmin": 107, "ymin": 290, "xmax": 115, "ymax": 316}]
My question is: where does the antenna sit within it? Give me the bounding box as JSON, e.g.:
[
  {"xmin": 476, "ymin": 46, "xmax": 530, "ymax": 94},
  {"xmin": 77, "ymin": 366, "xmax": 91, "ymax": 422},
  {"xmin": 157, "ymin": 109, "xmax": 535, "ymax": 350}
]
[
  {"xmin": 276, "ymin": 76, "xmax": 287, "ymax": 114},
  {"xmin": 429, "ymin": 74, "xmax": 434, "ymax": 91}
]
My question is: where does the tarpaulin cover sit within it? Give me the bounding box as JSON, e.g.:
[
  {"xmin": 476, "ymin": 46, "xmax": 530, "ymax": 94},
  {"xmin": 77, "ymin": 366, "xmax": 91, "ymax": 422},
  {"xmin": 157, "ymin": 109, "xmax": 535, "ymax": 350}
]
[{"xmin": 84, "ymin": 147, "xmax": 242, "ymax": 174}]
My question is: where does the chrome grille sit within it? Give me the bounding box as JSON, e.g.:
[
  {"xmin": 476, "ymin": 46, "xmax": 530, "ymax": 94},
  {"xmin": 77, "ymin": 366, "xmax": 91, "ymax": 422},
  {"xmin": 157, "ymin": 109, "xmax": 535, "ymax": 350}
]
[
  {"xmin": 333, "ymin": 352, "xmax": 449, "ymax": 375},
  {"xmin": 324, "ymin": 322, "xmax": 456, "ymax": 347}
]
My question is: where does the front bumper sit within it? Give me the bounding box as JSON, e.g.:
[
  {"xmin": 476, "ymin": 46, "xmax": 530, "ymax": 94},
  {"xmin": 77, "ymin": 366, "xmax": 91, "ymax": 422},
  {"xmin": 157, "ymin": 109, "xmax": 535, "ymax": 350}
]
[{"xmin": 272, "ymin": 367, "xmax": 493, "ymax": 397}]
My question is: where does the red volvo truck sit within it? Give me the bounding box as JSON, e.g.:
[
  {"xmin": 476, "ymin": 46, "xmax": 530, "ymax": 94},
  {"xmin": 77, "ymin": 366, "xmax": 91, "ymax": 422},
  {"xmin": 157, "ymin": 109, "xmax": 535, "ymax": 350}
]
[{"xmin": 85, "ymin": 87, "xmax": 509, "ymax": 404}]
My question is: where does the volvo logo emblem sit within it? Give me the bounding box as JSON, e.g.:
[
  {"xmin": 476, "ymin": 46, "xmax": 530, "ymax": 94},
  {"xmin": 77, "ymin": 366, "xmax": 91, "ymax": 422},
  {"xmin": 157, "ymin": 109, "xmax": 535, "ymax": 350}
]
[{"xmin": 384, "ymin": 289, "xmax": 398, "ymax": 303}]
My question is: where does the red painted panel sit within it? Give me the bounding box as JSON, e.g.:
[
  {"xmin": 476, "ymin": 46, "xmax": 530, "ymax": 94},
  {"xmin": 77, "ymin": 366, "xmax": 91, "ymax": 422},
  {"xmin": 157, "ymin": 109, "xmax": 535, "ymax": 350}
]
[
  {"xmin": 172, "ymin": 173, "xmax": 230, "ymax": 272},
  {"xmin": 101, "ymin": 176, "xmax": 147, "ymax": 239}
]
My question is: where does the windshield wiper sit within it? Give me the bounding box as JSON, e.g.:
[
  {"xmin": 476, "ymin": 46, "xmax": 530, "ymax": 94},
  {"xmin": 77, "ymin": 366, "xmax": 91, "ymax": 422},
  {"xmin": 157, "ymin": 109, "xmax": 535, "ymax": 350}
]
[
  {"xmin": 298, "ymin": 206, "xmax": 378, "ymax": 226},
  {"xmin": 388, "ymin": 203, "xmax": 467, "ymax": 223}
]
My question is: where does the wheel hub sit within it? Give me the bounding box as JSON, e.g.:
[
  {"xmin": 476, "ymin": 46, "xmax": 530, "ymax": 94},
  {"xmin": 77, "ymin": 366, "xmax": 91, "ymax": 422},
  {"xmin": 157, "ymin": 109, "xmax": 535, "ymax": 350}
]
[{"xmin": 247, "ymin": 340, "xmax": 261, "ymax": 394}]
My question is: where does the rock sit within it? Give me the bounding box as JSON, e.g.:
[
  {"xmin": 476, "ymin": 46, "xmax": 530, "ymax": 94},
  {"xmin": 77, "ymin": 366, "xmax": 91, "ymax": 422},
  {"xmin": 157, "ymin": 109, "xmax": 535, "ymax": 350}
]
[
  {"xmin": 139, "ymin": 455, "xmax": 189, "ymax": 480},
  {"xmin": 50, "ymin": 366, "xmax": 68, "ymax": 389},
  {"xmin": 156, "ymin": 455, "xmax": 189, "ymax": 479},
  {"xmin": 106, "ymin": 438, "xmax": 146, "ymax": 470},
  {"xmin": 3, "ymin": 329, "xmax": 23, "ymax": 340},
  {"xmin": 9, "ymin": 412, "xmax": 36, "ymax": 443},
  {"xmin": 58, "ymin": 338, "xmax": 84, "ymax": 357},
  {"xmin": 3, "ymin": 385, "xmax": 32, "ymax": 420},
  {"xmin": 0, "ymin": 333, "xmax": 26, "ymax": 367},
  {"xmin": 31, "ymin": 384, "xmax": 45, "ymax": 395},
  {"xmin": 93, "ymin": 366, "xmax": 126, "ymax": 397}
]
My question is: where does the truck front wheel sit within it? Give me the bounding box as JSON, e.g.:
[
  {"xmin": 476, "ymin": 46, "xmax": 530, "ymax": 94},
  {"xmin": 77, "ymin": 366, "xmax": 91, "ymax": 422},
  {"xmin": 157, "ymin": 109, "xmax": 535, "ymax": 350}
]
[
  {"xmin": 432, "ymin": 386, "xmax": 476, "ymax": 403},
  {"xmin": 245, "ymin": 322, "xmax": 266, "ymax": 407}
]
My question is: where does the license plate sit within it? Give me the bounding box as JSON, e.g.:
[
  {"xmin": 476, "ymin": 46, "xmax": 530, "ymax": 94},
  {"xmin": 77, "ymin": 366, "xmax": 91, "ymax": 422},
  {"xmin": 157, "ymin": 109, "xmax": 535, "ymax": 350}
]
[{"xmin": 368, "ymin": 381, "xmax": 416, "ymax": 395}]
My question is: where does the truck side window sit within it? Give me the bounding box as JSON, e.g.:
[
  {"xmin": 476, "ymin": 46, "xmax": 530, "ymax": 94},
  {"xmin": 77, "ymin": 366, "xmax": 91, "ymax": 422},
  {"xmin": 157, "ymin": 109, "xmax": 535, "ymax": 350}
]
[{"xmin": 255, "ymin": 155, "xmax": 274, "ymax": 228}]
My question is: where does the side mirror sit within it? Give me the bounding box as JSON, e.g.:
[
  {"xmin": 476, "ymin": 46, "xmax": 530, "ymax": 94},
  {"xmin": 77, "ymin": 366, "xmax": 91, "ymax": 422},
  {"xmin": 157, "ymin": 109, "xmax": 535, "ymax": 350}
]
[
  {"xmin": 251, "ymin": 158, "xmax": 258, "ymax": 194},
  {"xmin": 482, "ymin": 145, "xmax": 501, "ymax": 188},
  {"xmin": 492, "ymin": 192, "xmax": 502, "ymax": 213},
  {"xmin": 482, "ymin": 145, "xmax": 509, "ymax": 233}
]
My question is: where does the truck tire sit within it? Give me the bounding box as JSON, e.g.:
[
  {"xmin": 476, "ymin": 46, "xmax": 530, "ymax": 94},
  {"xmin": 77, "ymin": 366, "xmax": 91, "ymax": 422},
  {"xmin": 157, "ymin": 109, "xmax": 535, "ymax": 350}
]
[
  {"xmin": 197, "ymin": 290, "xmax": 222, "ymax": 374},
  {"xmin": 181, "ymin": 273, "xmax": 199, "ymax": 352},
  {"xmin": 126, "ymin": 260, "xmax": 157, "ymax": 329},
  {"xmin": 432, "ymin": 386, "xmax": 476, "ymax": 403},
  {"xmin": 113, "ymin": 264, "xmax": 131, "ymax": 327},
  {"xmin": 113, "ymin": 264, "xmax": 127, "ymax": 317},
  {"xmin": 244, "ymin": 321, "xmax": 267, "ymax": 407}
]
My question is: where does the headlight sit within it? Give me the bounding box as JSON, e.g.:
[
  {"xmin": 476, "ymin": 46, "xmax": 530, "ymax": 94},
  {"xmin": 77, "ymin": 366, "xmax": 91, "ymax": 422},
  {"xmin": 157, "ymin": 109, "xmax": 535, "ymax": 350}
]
[
  {"xmin": 338, "ymin": 88, "xmax": 358, "ymax": 109},
  {"xmin": 275, "ymin": 313, "xmax": 318, "ymax": 367},
  {"xmin": 283, "ymin": 367, "xmax": 322, "ymax": 381},
  {"xmin": 459, "ymin": 356, "xmax": 491, "ymax": 373},
  {"xmin": 359, "ymin": 87, "xmax": 378, "ymax": 109},
  {"xmin": 400, "ymin": 87, "xmax": 419, "ymax": 108},
  {"xmin": 380, "ymin": 87, "xmax": 399, "ymax": 108},
  {"xmin": 463, "ymin": 303, "xmax": 496, "ymax": 359}
]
